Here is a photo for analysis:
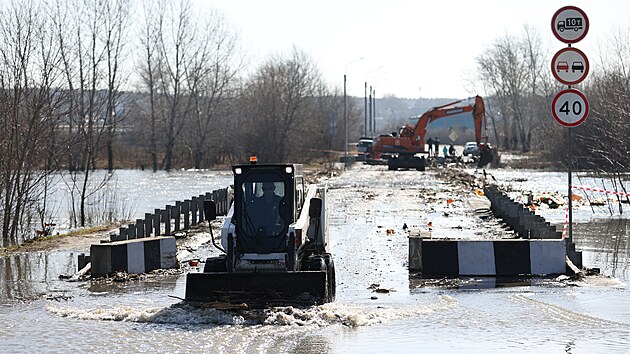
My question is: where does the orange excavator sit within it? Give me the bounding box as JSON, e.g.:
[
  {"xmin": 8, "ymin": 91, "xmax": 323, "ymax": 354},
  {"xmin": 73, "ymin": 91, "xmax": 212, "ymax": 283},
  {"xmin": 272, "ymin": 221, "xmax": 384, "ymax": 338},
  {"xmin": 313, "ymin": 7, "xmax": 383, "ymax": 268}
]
[{"xmin": 370, "ymin": 95, "xmax": 493, "ymax": 170}]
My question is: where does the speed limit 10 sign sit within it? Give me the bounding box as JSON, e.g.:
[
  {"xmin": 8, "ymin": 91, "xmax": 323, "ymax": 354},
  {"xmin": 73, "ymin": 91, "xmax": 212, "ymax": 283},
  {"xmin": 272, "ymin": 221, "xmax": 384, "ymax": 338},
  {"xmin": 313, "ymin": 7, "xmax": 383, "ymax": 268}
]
[{"xmin": 551, "ymin": 89, "xmax": 589, "ymax": 127}]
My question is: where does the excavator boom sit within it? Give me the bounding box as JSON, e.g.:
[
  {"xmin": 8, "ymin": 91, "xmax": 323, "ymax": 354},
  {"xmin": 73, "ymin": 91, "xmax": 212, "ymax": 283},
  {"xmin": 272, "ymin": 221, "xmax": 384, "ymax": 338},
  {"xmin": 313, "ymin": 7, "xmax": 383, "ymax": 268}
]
[{"xmin": 371, "ymin": 95, "xmax": 492, "ymax": 167}]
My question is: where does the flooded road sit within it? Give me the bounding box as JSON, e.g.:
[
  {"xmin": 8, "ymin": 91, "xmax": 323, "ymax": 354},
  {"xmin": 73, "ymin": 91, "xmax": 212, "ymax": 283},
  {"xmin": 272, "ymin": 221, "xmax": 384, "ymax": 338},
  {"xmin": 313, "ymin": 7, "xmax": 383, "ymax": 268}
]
[{"xmin": 1, "ymin": 164, "xmax": 629, "ymax": 353}]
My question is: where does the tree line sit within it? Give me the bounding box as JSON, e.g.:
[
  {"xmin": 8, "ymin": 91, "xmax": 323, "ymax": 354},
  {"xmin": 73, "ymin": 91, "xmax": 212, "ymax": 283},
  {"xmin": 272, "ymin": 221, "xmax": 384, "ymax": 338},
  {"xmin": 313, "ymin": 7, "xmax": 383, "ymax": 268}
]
[{"xmin": 0, "ymin": 0, "xmax": 359, "ymax": 245}]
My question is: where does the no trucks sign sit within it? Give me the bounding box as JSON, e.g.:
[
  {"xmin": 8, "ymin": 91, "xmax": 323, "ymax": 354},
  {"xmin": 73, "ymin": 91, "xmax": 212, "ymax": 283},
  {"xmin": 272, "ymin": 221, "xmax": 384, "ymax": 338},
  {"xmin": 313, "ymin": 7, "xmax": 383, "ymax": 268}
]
[{"xmin": 551, "ymin": 6, "xmax": 589, "ymax": 44}]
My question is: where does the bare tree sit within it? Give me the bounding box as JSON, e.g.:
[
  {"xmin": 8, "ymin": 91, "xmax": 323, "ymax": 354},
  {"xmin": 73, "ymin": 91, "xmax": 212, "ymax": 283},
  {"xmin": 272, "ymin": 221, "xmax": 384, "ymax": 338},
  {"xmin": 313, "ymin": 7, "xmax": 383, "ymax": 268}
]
[
  {"xmin": 0, "ymin": 0, "xmax": 66, "ymax": 245},
  {"xmin": 182, "ymin": 10, "xmax": 241, "ymax": 168},
  {"xmin": 476, "ymin": 27, "xmax": 550, "ymax": 152},
  {"xmin": 137, "ymin": 1, "xmax": 162, "ymax": 172},
  {"xmin": 52, "ymin": 0, "xmax": 114, "ymax": 227},
  {"xmin": 235, "ymin": 47, "xmax": 343, "ymax": 163},
  {"xmin": 102, "ymin": 0, "xmax": 131, "ymax": 172},
  {"xmin": 154, "ymin": 0, "xmax": 196, "ymax": 171}
]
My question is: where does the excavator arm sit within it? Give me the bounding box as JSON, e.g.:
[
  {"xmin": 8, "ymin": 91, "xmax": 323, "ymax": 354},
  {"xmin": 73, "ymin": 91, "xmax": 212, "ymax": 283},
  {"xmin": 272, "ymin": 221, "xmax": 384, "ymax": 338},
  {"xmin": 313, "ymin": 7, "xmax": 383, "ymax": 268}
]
[
  {"xmin": 410, "ymin": 95, "xmax": 487, "ymax": 149},
  {"xmin": 370, "ymin": 96, "xmax": 491, "ymax": 164}
]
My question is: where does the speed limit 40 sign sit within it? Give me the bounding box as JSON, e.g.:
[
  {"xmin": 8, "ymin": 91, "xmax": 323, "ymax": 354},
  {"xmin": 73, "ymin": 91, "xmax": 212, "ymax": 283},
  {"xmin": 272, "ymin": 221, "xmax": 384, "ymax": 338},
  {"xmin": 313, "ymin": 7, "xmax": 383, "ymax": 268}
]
[{"xmin": 551, "ymin": 89, "xmax": 589, "ymax": 127}]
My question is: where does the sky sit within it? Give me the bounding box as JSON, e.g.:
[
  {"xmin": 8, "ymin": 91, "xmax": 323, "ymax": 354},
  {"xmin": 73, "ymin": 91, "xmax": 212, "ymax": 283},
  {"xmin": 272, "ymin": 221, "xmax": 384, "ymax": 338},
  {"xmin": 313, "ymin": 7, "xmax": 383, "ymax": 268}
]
[{"xmin": 204, "ymin": 0, "xmax": 630, "ymax": 99}]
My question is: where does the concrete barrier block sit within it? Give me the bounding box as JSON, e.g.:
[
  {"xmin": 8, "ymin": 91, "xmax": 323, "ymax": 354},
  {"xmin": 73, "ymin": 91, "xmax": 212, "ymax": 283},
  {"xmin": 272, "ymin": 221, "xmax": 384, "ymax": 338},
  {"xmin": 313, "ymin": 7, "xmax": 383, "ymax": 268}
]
[
  {"xmin": 159, "ymin": 237, "xmax": 177, "ymax": 269},
  {"xmin": 529, "ymin": 240, "xmax": 566, "ymax": 274},
  {"xmin": 127, "ymin": 241, "xmax": 145, "ymax": 274},
  {"xmin": 136, "ymin": 219, "xmax": 145, "ymax": 238},
  {"xmin": 90, "ymin": 236, "xmax": 177, "ymax": 277},
  {"xmin": 127, "ymin": 224, "xmax": 137, "ymax": 240},
  {"xmin": 458, "ymin": 241, "xmax": 496, "ymax": 275},
  {"xmin": 145, "ymin": 213, "xmax": 153, "ymax": 237},
  {"xmin": 409, "ymin": 236, "xmax": 422, "ymax": 271},
  {"xmin": 154, "ymin": 209, "xmax": 161, "ymax": 236}
]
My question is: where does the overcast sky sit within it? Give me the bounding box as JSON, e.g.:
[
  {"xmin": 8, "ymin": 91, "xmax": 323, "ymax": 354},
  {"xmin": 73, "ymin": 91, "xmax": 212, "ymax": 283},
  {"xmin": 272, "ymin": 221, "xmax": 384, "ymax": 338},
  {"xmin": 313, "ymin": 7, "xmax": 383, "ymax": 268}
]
[{"xmin": 205, "ymin": 0, "xmax": 629, "ymax": 99}]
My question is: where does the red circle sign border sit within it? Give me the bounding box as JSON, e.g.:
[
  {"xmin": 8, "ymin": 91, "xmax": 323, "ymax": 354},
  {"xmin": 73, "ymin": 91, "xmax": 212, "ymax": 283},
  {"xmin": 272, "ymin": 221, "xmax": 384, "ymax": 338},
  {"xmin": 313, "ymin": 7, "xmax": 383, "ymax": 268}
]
[
  {"xmin": 551, "ymin": 47, "xmax": 590, "ymax": 85},
  {"xmin": 551, "ymin": 89, "xmax": 589, "ymax": 127},
  {"xmin": 551, "ymin": 6, "xmax": 589, "ymax": 44}
]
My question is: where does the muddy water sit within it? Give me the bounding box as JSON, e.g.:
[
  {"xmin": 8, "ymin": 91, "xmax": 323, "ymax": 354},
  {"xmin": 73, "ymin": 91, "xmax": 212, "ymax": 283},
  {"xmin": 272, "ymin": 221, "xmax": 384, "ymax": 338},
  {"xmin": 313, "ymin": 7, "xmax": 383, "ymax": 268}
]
[{"xmin": 1, "ymin": 165, "xmax": 630, "ymax": 353}]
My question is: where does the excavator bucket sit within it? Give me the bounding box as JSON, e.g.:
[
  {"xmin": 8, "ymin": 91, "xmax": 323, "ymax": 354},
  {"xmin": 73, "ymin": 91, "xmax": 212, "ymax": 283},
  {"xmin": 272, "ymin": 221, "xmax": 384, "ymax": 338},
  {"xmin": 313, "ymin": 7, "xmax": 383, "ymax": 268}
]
[{"xmin": 185, "ymin": 271, "xmax": 330, "ymax": 308}]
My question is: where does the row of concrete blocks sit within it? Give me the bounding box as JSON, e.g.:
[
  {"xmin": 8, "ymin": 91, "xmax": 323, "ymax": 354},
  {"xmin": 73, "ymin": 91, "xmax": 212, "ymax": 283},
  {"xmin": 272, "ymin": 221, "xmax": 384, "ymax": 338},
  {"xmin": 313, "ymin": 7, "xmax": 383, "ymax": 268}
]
[
  {"xmin": 109, "ymin": 187, "xmax": 232, "ymax": 242},
  {"xmin": 484, "ymin": 185, "xmax": 582, "ymax": 267},
  {"xmin": 483, "ymin": 186, "xmax": 562, "ymax": 239}
]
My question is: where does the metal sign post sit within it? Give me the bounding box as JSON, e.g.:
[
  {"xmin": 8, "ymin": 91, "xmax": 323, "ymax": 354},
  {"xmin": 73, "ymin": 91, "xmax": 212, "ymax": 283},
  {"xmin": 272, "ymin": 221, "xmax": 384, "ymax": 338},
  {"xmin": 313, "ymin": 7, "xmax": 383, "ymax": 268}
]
[
  {"xmin": 551, "ymin": 6, "xmax": 590, "ymax": 243},
  {"xmin": 567, "ymin": 127, "xmax": 573, "ymax": 243}
]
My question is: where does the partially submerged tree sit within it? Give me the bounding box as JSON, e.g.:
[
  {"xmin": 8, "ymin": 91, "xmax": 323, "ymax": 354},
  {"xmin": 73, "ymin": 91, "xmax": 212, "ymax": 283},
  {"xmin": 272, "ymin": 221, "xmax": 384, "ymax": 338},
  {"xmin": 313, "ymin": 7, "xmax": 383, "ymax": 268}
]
[
  {"xmin": 0, "ymin": 0, "xmax": 66, "ymax": 245},
  {"xmin": 51, "ymin": 0, "xmax": 132, "ymax": 227}
]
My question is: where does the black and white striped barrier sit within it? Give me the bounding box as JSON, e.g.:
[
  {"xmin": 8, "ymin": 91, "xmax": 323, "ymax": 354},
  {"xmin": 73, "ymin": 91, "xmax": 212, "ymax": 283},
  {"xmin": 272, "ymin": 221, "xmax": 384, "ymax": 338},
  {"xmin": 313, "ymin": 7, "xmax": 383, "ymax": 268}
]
[
  {"xmin": 409, "ymin": 238, "xmax": 566, "ymax": 276},
  {"xmin": 90, "ymin": 236, "xmax": 177, "ymax": 277}
]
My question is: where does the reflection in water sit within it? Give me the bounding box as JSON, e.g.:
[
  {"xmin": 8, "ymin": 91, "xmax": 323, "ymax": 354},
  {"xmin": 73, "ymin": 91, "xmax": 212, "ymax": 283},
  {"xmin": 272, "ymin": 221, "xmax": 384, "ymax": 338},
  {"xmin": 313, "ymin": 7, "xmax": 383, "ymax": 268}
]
[
  {"xmin": 409, "ymin": 275, "xmax": 566, "ymax": 292},
  {"xmin": 0, "ymin": 251, "xmax": 181, "ymax": 304},
  {"xmin": 0, "ymin": 252, "xmax": 76, "ymax": 303},
  {"xmin": 574, "ymin": 219, "xmax": 629, "ymax": 281},
  {"xmin": 1, "ymin": 169, "xmax": 233, "ymax": 247},
  {"xmin": 86, "ymin": 275, "xmax": 179, "ymax": 294}
]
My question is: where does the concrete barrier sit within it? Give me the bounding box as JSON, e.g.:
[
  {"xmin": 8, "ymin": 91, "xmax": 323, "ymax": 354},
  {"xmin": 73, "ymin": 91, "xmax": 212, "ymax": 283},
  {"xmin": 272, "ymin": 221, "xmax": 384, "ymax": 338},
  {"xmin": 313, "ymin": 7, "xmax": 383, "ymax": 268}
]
[
  {"xmin": 484, "ymin": 185, "xmax": 582, "ymax": 267},
  {"xmin": 409, "ymin": 237, "xmax": 566, "ymax": 276},
  {"xmin": 90, "ymin": 236, "xmax": 177, "ymax": 276}
]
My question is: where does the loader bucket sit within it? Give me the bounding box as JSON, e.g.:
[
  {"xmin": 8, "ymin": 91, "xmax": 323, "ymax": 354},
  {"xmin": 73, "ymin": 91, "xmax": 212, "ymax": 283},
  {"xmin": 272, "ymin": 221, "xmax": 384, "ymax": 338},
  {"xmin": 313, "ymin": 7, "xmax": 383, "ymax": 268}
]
[{"xmin": 185, "ymin": 271, "xmax": 329, "ymax": 308}]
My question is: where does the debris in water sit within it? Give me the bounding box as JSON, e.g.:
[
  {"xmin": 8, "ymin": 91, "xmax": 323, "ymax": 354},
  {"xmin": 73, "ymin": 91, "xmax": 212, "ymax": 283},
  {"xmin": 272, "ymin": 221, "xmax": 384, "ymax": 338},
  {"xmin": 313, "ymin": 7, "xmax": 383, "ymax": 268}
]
[
  {"xmin": 374, "ymin": 288, "xmax": 392, "ymax": 294},
  {"xmin": 202, "ymin": 302, "xmax": 249, "ymax": 311}
]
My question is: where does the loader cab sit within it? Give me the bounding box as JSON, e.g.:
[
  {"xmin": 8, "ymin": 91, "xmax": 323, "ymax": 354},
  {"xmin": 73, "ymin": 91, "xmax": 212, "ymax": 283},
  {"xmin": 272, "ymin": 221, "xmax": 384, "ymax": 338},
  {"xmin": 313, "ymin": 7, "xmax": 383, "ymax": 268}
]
[{"xmin": 232, "ymin": 163, "xmax": 304, "ymax": 254}]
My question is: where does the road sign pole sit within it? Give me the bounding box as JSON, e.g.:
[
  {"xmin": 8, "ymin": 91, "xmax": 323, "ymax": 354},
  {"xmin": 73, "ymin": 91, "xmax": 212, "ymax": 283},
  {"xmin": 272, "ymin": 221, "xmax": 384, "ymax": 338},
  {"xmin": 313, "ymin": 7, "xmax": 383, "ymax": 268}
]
[
  {"xmin": 551, "ymin": 5, "xmax": 588, "ymax": 245},
  {"xmin": 567, "ymin": 127, "xmax": 573, "ymax": 243}
]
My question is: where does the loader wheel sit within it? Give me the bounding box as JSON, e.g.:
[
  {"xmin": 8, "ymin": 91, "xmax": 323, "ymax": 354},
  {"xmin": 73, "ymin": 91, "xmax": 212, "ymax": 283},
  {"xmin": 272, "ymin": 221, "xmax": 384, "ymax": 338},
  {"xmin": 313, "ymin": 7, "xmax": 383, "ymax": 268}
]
[
  {"xmin": 302, "ymin": 255, "xmax": 325, "ymax": 271},
  {"xmin": 324, "ymin": 254, "xmax": 336, "ymax": 302}
]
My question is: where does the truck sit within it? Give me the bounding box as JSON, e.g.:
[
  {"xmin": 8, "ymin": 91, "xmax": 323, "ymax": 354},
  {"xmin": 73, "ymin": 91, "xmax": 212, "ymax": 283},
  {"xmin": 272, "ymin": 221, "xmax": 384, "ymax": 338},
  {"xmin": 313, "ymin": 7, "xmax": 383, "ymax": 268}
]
[
  {"xmin": 357, "ymin": 137, "xmax": 373, "ymax": 161},
  {"xmin": 185, "ymin": 161, "xmax": 335, "ymax": 308},
  {"xmin": 556, "ymin": 18, "xmax": 583, "ymax": 32},
  {"xmin": 370, "ymin": 95, "xmax": 494, "ymax": 170}
]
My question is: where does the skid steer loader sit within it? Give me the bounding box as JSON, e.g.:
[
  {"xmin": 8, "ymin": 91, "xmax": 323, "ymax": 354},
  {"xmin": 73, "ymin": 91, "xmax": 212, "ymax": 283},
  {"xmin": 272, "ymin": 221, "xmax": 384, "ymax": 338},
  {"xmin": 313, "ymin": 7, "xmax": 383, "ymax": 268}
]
[{"xmin": 185, "ymin": 161, "xmax": 335, "ymax": 307}]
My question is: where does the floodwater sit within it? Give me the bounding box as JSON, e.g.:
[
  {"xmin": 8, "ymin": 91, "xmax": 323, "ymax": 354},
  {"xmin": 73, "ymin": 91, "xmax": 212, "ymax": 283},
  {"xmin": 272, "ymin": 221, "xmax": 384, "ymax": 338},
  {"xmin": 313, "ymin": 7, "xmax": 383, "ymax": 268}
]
[
  {"xmin": 30, "ymin": 169, "xmax": 235, "ymax": 233},
  {"xmin": 1, "ymin": 164, "xmax": 629, "ymax": 353}
]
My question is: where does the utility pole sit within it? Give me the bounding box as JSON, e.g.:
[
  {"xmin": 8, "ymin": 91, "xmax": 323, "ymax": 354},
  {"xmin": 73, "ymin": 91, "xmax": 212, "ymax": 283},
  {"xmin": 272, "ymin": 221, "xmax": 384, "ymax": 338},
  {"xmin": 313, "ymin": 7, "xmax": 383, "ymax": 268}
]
[
  {"xmin": 368, "ymin": 86, "xmax": 373, "ymax": 136},
  {"xmin": 364, "ymin": 82, "xmax": 368, "ymax": 137},
  {"xmin": 343, "ymin": 57, "xmax": 365, "ymax": 165}
]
